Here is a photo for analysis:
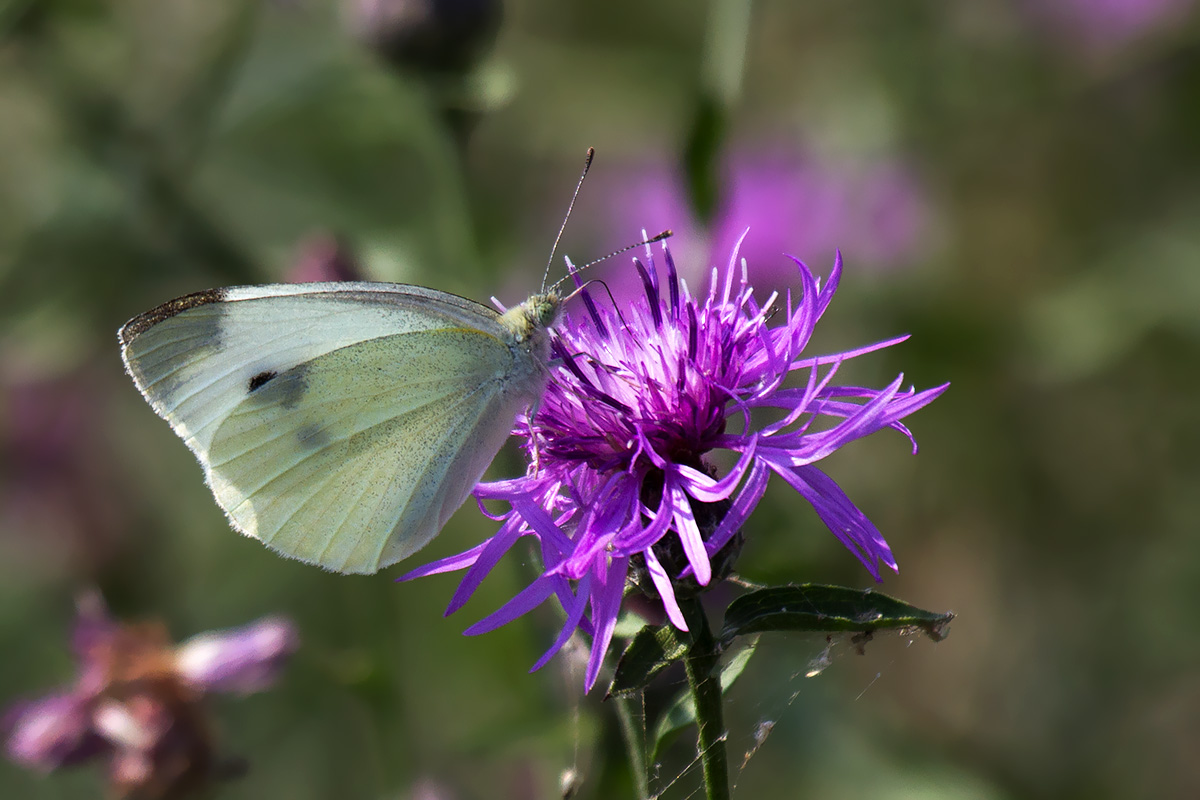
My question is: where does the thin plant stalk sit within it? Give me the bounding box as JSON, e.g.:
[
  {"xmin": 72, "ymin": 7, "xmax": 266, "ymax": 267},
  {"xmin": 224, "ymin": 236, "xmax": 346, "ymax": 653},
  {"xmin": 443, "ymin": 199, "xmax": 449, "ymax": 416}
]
[{"xmin": 681, "ymin": 597, "xmax": 730, "ymax": 800}]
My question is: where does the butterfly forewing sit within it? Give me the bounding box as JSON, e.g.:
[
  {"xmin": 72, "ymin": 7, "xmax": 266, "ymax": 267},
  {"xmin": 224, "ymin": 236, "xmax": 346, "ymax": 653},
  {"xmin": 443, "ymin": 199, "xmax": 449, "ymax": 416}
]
[
  {"xmin": 120, "ymin": 283, "xmax": 506, "ymax": 455},
  {"xmin": 119, "ymin": 282, "xmax": 548, "ymax": 574}
]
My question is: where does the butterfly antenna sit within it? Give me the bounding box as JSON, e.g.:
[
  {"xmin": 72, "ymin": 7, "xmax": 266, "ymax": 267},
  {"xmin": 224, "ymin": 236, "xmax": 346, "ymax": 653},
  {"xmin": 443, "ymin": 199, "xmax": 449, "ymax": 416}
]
[
  {"xmin": 551, "ymin": 229, "xmax": 673, "ymax": 294},
  {"xmin": 565, "ymin": 277, "xmax": 631, "ymax": 329},
  {"xmin": 541, "ymin": 147, "xmax": 596, "ymax": 292}
]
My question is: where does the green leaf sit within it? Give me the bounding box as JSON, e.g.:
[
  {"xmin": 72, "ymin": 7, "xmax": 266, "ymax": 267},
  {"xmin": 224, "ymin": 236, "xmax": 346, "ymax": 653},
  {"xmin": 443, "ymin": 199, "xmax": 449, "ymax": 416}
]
[
  {"xmin": 651, "ymin": 642, "xmax": 757, "ymax": 758},
  {"xmin": 719, "ymin": 584, "xmax": 954, "ymax": 646},
  {"xmin": 607, "ymin": 624, "xmax": 691, "ymax": 699}
]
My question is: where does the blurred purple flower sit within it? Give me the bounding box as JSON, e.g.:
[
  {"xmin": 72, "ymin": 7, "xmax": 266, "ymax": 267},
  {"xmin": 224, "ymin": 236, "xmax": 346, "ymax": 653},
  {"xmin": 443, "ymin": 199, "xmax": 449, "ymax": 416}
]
[
  {"xmin": 175, "ymin": 618, "xmax": 298, "ymax": 696},
  {"xmin": 0, "ymin": 371, "xmax": 129, "ymax": 576},
  {"xmin": 712, "ymin": 152, "xmax": 931, "ymax": 281},
  {"xmin": 598, "ymin": 150, "xmax": 931, "ymax": 288},
  {"xmin": 403, "ymin": 240, "xmax": 947, "ymax": 690},
  {"xmin": 3, "ymin": 594, "xmax": 297, "ymax": 798},
  {"xmin": 599, "ymin": 161, "xmax": 701, "ymax": 246},
  {"xmin": 589, "ymin": 160, "xmax": 705, "ymax": 305},
  {"xmin": 3, "ymin": 694, "xmax": 104, "ymax": 770},
  {"xmin": 284, "ymin": 232, "xmax": 364, "ymax": 284},
  {"xmin": 1029, "ymin": 0, "xmax": 1193, "ymax": 50}
]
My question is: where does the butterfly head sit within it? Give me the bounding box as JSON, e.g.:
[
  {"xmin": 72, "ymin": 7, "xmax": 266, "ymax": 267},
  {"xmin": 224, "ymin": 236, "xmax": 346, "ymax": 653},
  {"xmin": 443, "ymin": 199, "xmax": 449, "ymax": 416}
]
[{"xmin": 500, "ymin": 291, "xmax": 561, "ymax": 342}]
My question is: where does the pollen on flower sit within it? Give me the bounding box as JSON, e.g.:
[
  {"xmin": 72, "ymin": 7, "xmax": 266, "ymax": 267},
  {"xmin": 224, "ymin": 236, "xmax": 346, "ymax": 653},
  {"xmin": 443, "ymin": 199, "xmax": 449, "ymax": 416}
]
[{"xmin": 401, "ymin": 236, "xmax": 948, "ymax": 691}]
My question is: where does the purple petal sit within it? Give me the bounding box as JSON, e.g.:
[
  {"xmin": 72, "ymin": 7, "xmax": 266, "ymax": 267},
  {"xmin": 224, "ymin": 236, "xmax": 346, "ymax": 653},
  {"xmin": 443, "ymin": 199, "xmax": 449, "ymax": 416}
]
[
  {"xmin": 530, "ymin": 574, "xmax": 592, "ymax": 672},
  {"xmin": 557, "ymin": 474, "xmax": 635, "ymax": 574},
  {"xmin": 511, "ymin": 495, "xmax": 576, "ymax": 555},
  {"xmin": 91, "ymin": 699, "xmax": 161, "ymax": 750},
  {"xmin": 584, "ymin": 556, "xmax": 629, "ymax": 692},
  {"xmin": 396, "ymin": 539, "xmax": 489, "ymax": 581},
  {"xmin": 633, "ymin": 257, "xmax": 663, "ymax": 328},
  {"xmin": 4, "ymin": 693, "xmax": 105, "ymax": 770},
  {"xmin": 670, "ymin": 482, "xmax": 711, "ymax": 586},
  {"xmin": 663, "ymin": 242, "xmax": 680, "ymax": 314},
  {"xmin": 464, "ymin": 577, "xmax": 558, "ymax": 636},
  {"xmin": 768, "ymin": 461, "xmax": 896, "ymax": 578},
  {"xmin": 175, "ymin": 617, "xmax": 298, "ymax": 694},
  {"xmin": 755, "ymin": 359, "xmax": 836, "ymax": 437},
  {"xmin": 763, "ymin": 375, "xmax": 907, "ymax": 464},
  {"xmin": 722, "ymin": 229, "xmax": 750, "ymax": 304},
  {"xmin": 619, "ymin": 482, "xmax": 676, "ymax": 553},
  {"xmin": 446, "ymin": 516, "xmax": 530, "ymax": 615},
  {"xmin": 816, "ymin": 249, "xmax": 843, "ymax": 316},
  {"xmin": 642, "ymin": 547, "xmax": 688, "ymax": 630},
  {"xmin": 675, "ymin": 437, "xmax": 757, "ymax": 503},
  {"xmin": 788, "ymin": 334, "xmax": 911, "ymax": 372},
  {"xmin": 704, "ymin": 459, "xmax": 770, "ymax": 555}
]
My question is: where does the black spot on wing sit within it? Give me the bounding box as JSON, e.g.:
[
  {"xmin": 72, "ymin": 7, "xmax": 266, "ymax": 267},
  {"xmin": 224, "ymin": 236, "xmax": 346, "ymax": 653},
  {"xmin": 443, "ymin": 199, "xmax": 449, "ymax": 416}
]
[
  {"xmin": 245, "ymin": 363, "xmax": 309, "ymax": 409},
  {"xmin": 296, "ymin": 424, "xmax": 330, "ymax": 450},
  {"xmin": 248, "ymin": 370, "xmax": 277, "ymax": 392},
  {"xmin": 118, "ymin": 288, "xmax": 228, "ymax": 346}
]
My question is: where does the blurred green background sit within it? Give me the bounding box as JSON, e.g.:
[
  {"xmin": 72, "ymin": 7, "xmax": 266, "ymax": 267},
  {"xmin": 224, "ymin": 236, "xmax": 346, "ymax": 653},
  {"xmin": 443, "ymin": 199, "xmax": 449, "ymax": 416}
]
[{"xmin": 2, "ymin": 0, "xmax": 1199, "ymax": 798}]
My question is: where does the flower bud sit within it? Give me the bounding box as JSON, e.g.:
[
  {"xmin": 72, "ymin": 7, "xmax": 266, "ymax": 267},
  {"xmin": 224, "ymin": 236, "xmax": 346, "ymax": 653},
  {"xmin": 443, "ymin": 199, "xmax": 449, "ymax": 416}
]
[{"xmin": 347, "ymin": 0, "xmax": 502, "ymax": 73}]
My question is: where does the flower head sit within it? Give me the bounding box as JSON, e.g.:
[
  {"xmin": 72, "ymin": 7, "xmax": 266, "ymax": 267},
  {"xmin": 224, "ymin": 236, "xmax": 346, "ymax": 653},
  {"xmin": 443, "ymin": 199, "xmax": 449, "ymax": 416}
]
[
  {"xmin": 403, "ymin": 238, "xmax": 947, "ymax": 691},
  {"xmin": 1, "ymin": 370, "xmax": 131, "ymax": 576},
  {"xmin": 284, "ymin": 232, "xmax": 364, "ymax": 284},
  {"xmin": 3, "ymin": 594, "xmax": 297, "ymax": 798}
]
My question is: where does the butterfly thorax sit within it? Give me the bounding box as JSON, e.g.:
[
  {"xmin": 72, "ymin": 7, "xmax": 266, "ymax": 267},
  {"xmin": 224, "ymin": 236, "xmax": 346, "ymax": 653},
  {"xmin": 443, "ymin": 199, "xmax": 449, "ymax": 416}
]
[{"xmin": 499, "ymin": 292, "xmax": 560, "ymax": 344}]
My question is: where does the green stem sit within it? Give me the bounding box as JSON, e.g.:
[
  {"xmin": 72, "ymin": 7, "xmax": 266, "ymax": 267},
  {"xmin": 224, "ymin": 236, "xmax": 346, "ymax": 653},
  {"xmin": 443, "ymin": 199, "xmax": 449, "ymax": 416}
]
[
  {"xmin": 613, "ymin": 695, "xmax": 650, "ymax": 800},
  {"xmin": 680, "ymin": 597, "xmax": 730, "ymax": 800}
]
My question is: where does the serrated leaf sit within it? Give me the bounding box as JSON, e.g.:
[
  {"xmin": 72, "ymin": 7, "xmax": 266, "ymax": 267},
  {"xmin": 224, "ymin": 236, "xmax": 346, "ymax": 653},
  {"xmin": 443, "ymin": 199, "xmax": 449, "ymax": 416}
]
[
  {"xmin": 719, "ymin": 584, "xmax": 953, "ymax": 646},
  {"xmin": 651, "ymin": 642, "xmax": 756, "ymax": 757},
  {"xmin": 607, "ymin": 624, "xmax": 691, "ymax": 699}
]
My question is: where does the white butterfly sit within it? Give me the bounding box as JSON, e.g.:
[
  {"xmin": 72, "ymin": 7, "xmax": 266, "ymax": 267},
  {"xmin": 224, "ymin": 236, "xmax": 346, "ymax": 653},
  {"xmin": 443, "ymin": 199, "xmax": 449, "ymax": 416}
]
[{"xmin": 119, "ymin": 282, "xmax": 559, "ymax": 575}]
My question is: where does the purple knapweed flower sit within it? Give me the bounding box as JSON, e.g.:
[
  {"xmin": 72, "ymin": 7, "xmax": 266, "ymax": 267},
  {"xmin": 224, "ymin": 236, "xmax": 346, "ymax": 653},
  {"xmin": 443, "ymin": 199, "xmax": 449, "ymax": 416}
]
[
  {"xmin": 711, "ymin": 152, "xmax": 931, "ymax": 282},
  {"xmin": 402, "ymin": 238, "xmax": 947, "ymax": 691},
  {"xmin": 3, "ymin": 593, "xmax": 297, "ymax": 798},
  {"xmin": 1026, "ymin": 0, "xmax": 1193, "ymax": 52},
  {"xmin": 284, "ymin": 232, "xmax": 364, "ymax": 284},
  {"xmin": 593, "ymin": 150, "xmax": 931, "ymax": 295},
  {"xmin": 0, "ymin": 371, "xmax": 130, "ymax": 576}
]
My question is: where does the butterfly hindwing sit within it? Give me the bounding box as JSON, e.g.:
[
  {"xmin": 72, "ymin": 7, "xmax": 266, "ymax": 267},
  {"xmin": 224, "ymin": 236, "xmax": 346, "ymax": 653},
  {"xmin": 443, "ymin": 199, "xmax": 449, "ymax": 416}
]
[{"xmin": 206, "ymin": 329, "xmax": 524, "ymax": 574}]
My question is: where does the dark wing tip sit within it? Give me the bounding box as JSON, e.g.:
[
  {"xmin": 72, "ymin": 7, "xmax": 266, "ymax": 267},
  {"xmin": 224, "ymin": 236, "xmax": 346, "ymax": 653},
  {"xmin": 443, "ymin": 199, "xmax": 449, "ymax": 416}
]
[{"xmin": 118, "ymin": 288, "xmax": 228, "ymax": 347}]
